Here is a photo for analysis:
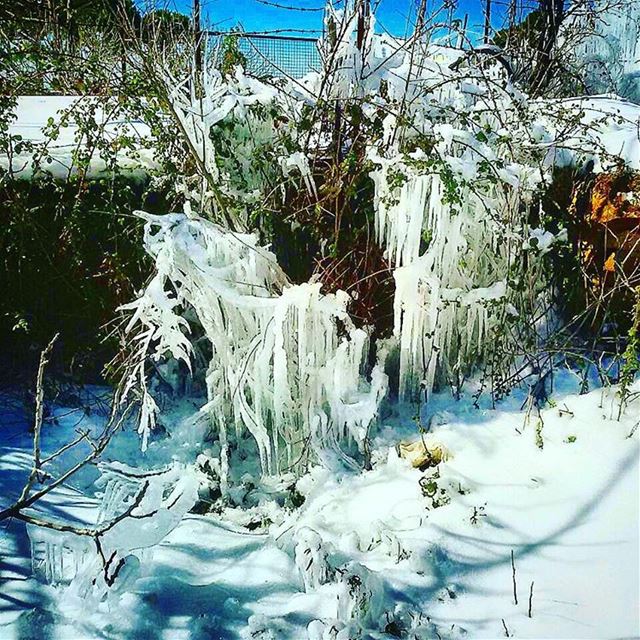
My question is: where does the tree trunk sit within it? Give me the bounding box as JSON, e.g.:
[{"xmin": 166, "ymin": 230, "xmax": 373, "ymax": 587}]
[{"xmin": 530, "ymin": 0, "xmax": 565, "ymax": 96}]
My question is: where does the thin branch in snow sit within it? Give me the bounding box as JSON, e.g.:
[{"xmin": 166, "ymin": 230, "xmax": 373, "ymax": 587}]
[
  {"xmin": 0, "ymin": 383, "xmax": 135, "ymax": 524},
  {"xmin": 16, "ymin": 334, "xmax": 58, "ymax": 504},
  {"xmin": 511, "ymin": 549, "xmax": 518, "ymax": 605},
  {"xmin": 528, "ymin": 581, "xmax": 535, "ymax": 618}
]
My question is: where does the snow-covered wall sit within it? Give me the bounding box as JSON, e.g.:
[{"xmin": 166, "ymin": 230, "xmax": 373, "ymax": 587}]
[{"xmin": 1, "ymin": 96, "xmax": 156, "ymax": 178}]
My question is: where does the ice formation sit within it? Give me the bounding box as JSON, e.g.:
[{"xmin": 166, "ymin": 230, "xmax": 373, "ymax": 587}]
[
  {"xmin": 335, "ymin": 561, "xmax": 384, "ymax": 627},
  {"xmin": 368, "ymin": 96, "xmax": 546, "ymax": 400},
  {"xmin": 294, "ymin": 527, "xmax": 334, "ymax": 592},
  {"xmin": 27, "ymin": 462, "xmax": 198, "ymax": 597},
  {"xmin": 123, "ymin": 212, "xmax": 388, "ymax": 483},
  {"xmin": 123, "ymin": 2, "xmax": 590, "ymax": 477},
  {"xmin": 28, "ymin": 525, "xmax": 91, "ymax": 586},
  {"xmin": 162, "ymin": 65, "xmax": 292, "ymax": 230},
  {"xmin": 564, "ymin": 0, "xmax": 640, "ymax": 101}
]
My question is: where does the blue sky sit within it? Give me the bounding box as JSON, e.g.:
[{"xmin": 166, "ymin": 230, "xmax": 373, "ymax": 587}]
[{"xmin": 137, "ymin": 0, "xmax": 524, "ymax": 39}]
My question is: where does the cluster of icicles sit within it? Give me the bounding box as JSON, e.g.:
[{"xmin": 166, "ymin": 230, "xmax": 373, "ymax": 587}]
[
  {"xmin": 369, "ymin": 153, "xmax": 528, "ymax": 401},
  {"xmin": 124, "ymin": 6, "xmax": 551, "ymax": 480},
  {"xmin": 123, "ymin": 212, "xmax": 387, "ymax": 484}
]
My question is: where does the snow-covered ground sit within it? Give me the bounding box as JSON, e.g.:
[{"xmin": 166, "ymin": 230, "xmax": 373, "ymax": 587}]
[{"xmin": 1, "ymin": 374, "xmax": 638, "ymax": 640}]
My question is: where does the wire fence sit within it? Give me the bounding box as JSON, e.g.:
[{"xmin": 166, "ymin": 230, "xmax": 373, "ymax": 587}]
[
  {"xmin": 204, "ymin": 0, "xmax": 541, "ymax": 81},
  {"xmin": 208, "ymin": 32, "xmax": 322, "ymax": 79}
]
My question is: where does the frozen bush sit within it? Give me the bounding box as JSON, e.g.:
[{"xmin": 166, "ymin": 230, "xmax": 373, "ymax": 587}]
[
  {"xmin": 123, "ymin": 213, "xmax": 388, "ymax": 484},
  {"xmin": 294, "ymin": 527, "xmax": 334, "ymax": 592},
  {"xmin": 336, "ymin": 562, "xmax": 384, "ymax": 627}
]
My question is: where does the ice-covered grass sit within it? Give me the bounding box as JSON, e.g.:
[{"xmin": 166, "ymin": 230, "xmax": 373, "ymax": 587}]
[{"xmin": 1, "ymin": 373, "xmax": 638, "ymax": 639}]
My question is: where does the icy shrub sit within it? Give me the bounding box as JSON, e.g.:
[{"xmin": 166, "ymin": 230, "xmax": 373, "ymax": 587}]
[
  {"xmin": 121, "ymin": 2, "xmax": 606, "ymax": 490},
  {"xmin": 358, "ymin": 520, "xmax": 411, "ymax": 563},
  {"xmin": 123, "ymin": 212, "xmax": 388, "ymax": 483},
  {"xmin": 294, "ymin": 527, "xmax": 335, "ymax": 591},
  {"xmin": 379, "ymin": 603, "xmax": 444, "ymax": 639},
  {"xmin": 367, "ymin": 90, "xmax": 550, "ymax": 400},
  {"xmin": 336, "ymin": 561, "xmax": 384, "ymax": 627},
  {"xmin": 160, "ymin": 64, "xmax": 296, "ymax": 232}
]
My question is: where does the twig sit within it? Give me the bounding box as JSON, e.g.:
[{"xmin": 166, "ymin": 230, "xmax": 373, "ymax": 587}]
[
  {"xmin": 17, "ymin": 334, "xmax": 59, "ymax": 503},
  {"xmin": 511, "ymin": 549, "xmax": 518, "ymax": 605},
  {"xmin": 501, "ymin": 618, "xmax": 511, "ymax": 637},
  {"xmin": 95, "ymin": 536, "xmax": 127, "ymax": 586},
  {"xmin": 33, "ymin": 334, "xmax": 59, "ymax": 466},
  {"xmin": 528, "ymin": 580, "xmax": 535, "ymax": 618},
  {"xmin": 558, "ymin": 403, "xmax": 574, "ymax": 417},
  {"xmin": 0, "ymin": 398, "xmax": 134, "ymax": 523},
  {"xmin": 40, "ymin": 429, "xmax": 91, "ymax": 465},
  {"xmin": 9, "ymin": 476, "xmax": 149, "ymax": 538}
]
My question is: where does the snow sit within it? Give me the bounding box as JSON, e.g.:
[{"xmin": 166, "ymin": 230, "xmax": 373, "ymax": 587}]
[
  {"xmin": 1, "ymin": 374, "xmax": 638, "ymax": 639},
  {"xmin": 528, "ymin": 227, "xmax": 567, "ymax": 255},
  {"xmin": 1, "ymin": 96, "xmax": 156, "ymax": 178},
  {"xmin": 537, "ymin": 95, "xmax": 640, "ymax": 172}
]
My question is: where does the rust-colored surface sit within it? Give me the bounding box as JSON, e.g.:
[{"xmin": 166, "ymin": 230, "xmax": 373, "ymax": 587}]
[
  {"xmin": 314, "ymin": 242, "xmax": 394, "ymax": 337},
  {"xmin": 589, "ymin": 171, "xmax": 640, "ymax": 225},
  {"xmin": 562, "ymin": 167, "xmax": 640, "ymax": 330},
  {"xmin": 574, "ymin": 168, "xmax": 640, "ymax": 291}
]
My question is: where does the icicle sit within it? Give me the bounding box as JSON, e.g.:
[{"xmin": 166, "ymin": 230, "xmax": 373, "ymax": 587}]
[
  {"xmin": 123, "ymin": 213, "xmax": 388, "ymax": 484},
  {"xmin": 370, "ymin": 127, "xmax": 532, "ymax": 399}
]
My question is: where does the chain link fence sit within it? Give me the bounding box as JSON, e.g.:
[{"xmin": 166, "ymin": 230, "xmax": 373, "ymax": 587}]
[{"xmin": 208, "ymin": 32, "xmax": 322, "ymax": 79}]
